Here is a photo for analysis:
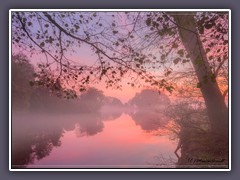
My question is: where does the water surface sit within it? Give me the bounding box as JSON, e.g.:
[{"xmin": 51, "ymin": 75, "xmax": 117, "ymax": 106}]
[{"xmin": 12, "ymin": 111, "xmax": 178, "ymax": 168}]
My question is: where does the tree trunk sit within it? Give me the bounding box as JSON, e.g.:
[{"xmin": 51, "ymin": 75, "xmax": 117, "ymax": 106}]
[{"xmin": 172, "ymin": 13, "xmax": 228, "ymax": 138}]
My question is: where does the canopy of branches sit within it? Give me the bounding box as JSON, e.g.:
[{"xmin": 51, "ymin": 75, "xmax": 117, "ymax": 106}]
[{"xmin": 12, "ymin": 11, "xmax": 228, "ymax": 98}]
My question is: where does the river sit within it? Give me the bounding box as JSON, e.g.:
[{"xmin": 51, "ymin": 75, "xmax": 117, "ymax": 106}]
[{"xmin": 12, "ymin": 110, "xmax": 178, "ymax": 168}]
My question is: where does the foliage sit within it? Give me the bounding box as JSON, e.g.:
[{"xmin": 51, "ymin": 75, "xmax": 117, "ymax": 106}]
[
  {"xmin": 128, "ymin": 89, "xmax": 170, "ymax": 108},
  {"xmin": 12, "ymin": 11, "xmax": 228, "ymax": 97},
  {"xmin": 12, "ymin": 54, "xmax": 35, "ymax": 110},
  {"xmin": 12, "ymin": 54, "xmax": 107, "ymax": 113},
  {"xmin": 79, "ymin": 87, "xmax": 105, "ymax": 112},
  {"xmin": 11, "ymin": 11, "xmax": 229, "ymax": 134},
  {"xmin": 103, "ymin": 96, "xmax": 123, "ymax": 107}
]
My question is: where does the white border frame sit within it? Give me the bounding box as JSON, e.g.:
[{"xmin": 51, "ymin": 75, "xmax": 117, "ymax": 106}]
[{"xmin": 9, "ymin": 9, "xmax": 231, "ymax": 172}]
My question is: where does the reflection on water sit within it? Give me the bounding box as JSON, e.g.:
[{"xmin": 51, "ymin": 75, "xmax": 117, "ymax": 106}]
[
  {"xmin": 12, "ymin": 108, "xmax": 229, "ymax": 169},
  {"xmin": 130, "ymin": 110, "xmax": 169, "ymax": 131},
  {"xmin": 12, "ymin": 110, "xmax": 178, "ymax": 168}
]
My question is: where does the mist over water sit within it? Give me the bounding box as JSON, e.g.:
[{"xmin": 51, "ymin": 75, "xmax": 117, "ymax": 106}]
[
  {"xmin": 11, "ymin": 55, "xmax": 228, "ymax": 169},
  {"xmin": 12, "ymin": 59, "xmax": 179, "ymax": 168},
  {"xmin": 10, "ymin": 10, "xmax": 230, "ymax": 170},
  {"xmin": 11, "ymin": 82, "xmax": 229, "ymax": 169},
  {"xmin": 12, "ymin": 107, "xmax": 178, "ymax": 168}
]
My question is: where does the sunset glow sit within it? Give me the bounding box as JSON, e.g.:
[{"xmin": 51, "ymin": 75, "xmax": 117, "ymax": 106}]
[
  {"xmin": 11, "ymin": 10, "xmax": 230, "ymax": 170},
  {"xmin": 28, "ymin": 114, "xmax": 177, "ymax": 167}
]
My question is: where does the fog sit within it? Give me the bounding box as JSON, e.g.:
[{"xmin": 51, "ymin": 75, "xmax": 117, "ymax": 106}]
[
  {"xmin": 12, "ymin": 103, "xmax": 175, "ymax": 168},
  {"xmin": 12, "ymin": 85, "xmax": 228, "ymax": 168},
  {"xmin": 11, "ymin": 58, "xmax": 228, "ymax": 169}
]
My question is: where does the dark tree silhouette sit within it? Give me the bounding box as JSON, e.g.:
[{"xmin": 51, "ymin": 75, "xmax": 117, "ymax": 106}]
[
  {"xmin": 172, "ymin": 13, "xmax": 228, "ymax": 138},
  {"xmin": 11, "ymin": 11, "xmax": 229, "ymax": 137},
  {"xmin": 12, "ymin": 54, "xmax": 35, "ymax": 110}
]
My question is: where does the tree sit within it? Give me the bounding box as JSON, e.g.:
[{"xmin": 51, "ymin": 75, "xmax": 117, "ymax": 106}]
[
  {"xmin": 102, "ymin": 96, "xmax": 123, "ymax": 108},
  {"xmin": 79, "ymin": 87, "xmax": 105, "ymax": 111},
  {"xmin": 172, "ymin": 13, "xmax": 228, "ymax": 137},
  {"xmin": 11, "ymin": 11, "xmax": 229, "ymax": 137},
  {"xmin": 128, "ymin": 89, "xmax": 170, "ymax": 108},
  {"xmin": 12, "ymin": 54, "xmax": 35, "ymax": 110}
]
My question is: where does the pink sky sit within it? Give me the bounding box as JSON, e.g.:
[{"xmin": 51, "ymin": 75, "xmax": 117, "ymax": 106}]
[{"xmin": 13, "ymin": 44, "xmax": 151, "ymax": 103}]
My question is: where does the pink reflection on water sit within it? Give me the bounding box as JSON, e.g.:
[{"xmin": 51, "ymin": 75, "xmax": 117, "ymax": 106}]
[{"xmin": 28, "ymin": 113, "xmax": 177, "ymax": 168}]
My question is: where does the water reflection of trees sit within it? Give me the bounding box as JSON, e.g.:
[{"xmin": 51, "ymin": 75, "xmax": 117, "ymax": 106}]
[
  {"xmin": 74, "ymin": 113, "xmax": 104, "ymax": 137},
  {"xmin": 12, "ymin": 111, "xmax": 122, "ymax": 168},
  {"xmin": 129, "ymin": 110, "xmax": 169, "ymax": 131},
  {"xmin": 12, "ymin": 57, "xmax": 126, "ymax": 167},
  {"xmin": 12, "ymin": 118, "xmax": 63, "ymax": 168}
]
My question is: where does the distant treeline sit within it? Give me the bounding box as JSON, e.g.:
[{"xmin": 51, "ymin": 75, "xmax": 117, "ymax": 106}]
[
  {"xmin": 12, "ymin": 54, "xmax": 170, "ymax": 113},
  {"xmin": 12, "ymin": 54, "xmax": 125, "ymax": 113}
]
